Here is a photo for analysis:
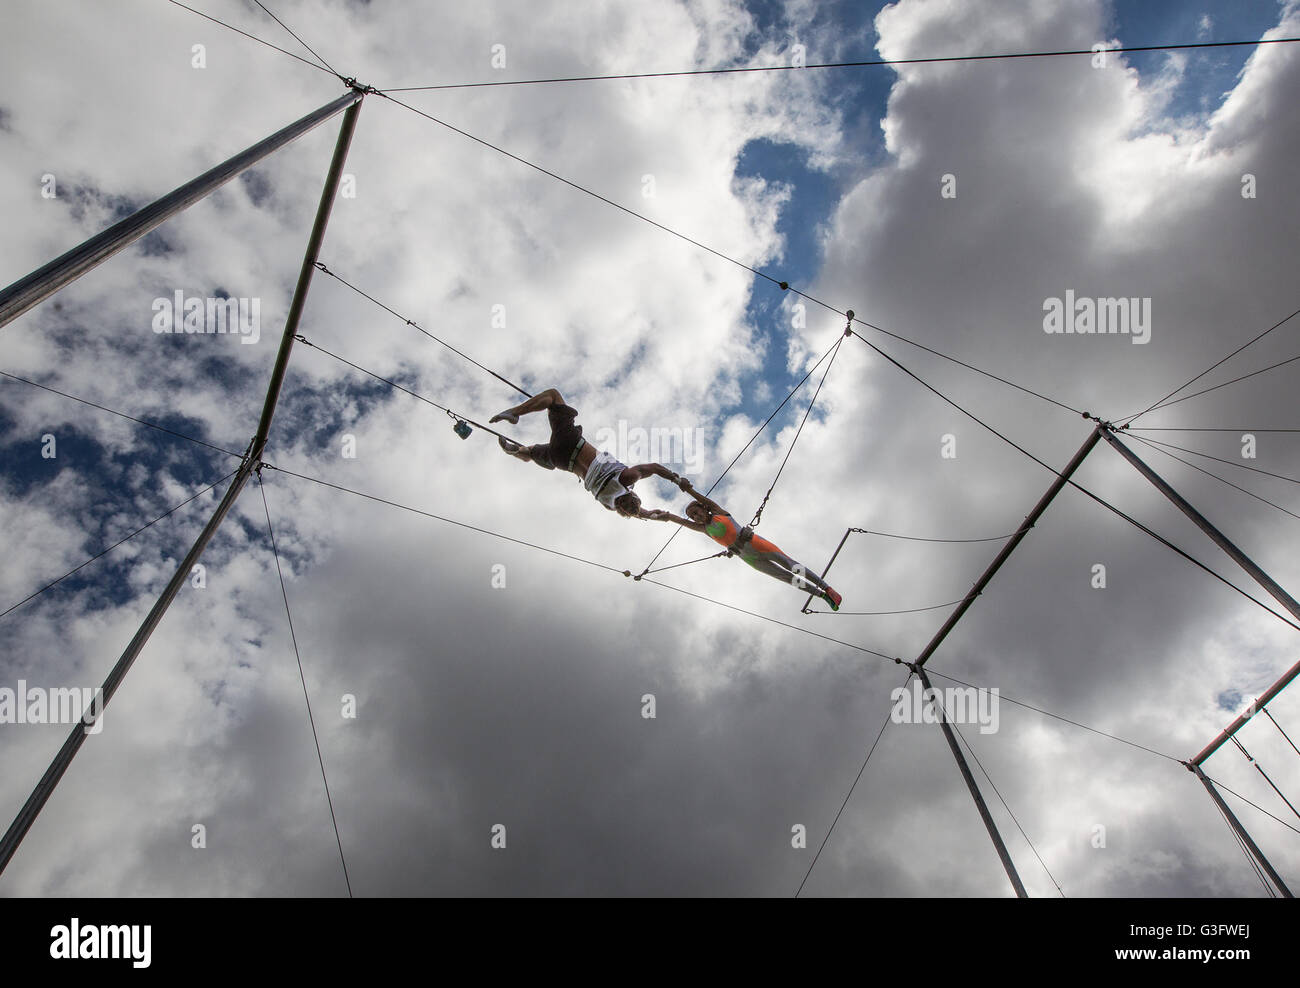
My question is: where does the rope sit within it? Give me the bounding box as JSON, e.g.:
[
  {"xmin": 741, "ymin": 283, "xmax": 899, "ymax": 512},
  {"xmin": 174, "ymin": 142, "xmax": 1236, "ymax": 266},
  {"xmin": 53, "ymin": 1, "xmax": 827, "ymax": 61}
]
[
  {"xmin": 795, "ymin": 670, "xmax": 910, "ymax": 898},
  {"xmin": 313, "ymin": 261, "xmax": 532, "ymax": 399},
  {"xmin": 748, "ymin": 329, "xmax": 847, "ymax": 529},
  {"xmin": 0, "ymin": 370, "xmax": 243, "ymax": 459},
  {"xmin": 256, "ymin": 473, "xmax": 353, "ymax": 897},
  {"xmin": 378, "ymin": 37, "xmax": 1300, "ymax": 92},
  {"xmin": 0, "ymin": 469, "xmax": 240, "ymax": 621},
  {"xmin": 946, "ymin": 707, "xmax": 1065, "ymax": 897}
]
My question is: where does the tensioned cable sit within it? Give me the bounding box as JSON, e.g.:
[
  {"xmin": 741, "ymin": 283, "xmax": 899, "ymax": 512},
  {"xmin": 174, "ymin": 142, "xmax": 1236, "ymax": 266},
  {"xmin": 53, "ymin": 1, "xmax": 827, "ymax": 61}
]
[
  {"xmin": 381, "ymin": 37, "xmax": 1300, "ymax": 92},
  {"xmin": 1264, "ymin": 709, "xmax": 1300, "ymax": 760},
  {"xmin": 0, "ymin": 370, "xmax": 243, "ymax": 459},
  {"xmin": 290, "ymin": 333, "xmax": 527, "ymax": 446},
  {"xmin": 1123, "ymin": 305, "xmax": 1300, "ymax": 425},
  {"xmin": 642, "ymin": 550, "xmax": 731, "ymax": 575},
  {"xmin": 0, "ymin": 469, "xmax": 240, "ymax": 620},
  {"xmin": 795, "ymin": 670, "xmax": 910, "ymax": 898},
  {"xmin": 748, "ymin": 333, "xmax": 846, "ymax": 528},
  {"xmin": 1206, "ymin": 772, "xmax": 1300, "ymax": 838},
  {"xmin": 843, "ymin": 333, "xmax": 1300, "ymax": 634},
  {"xmin": 945, "ymin": 704, "xmax": 1065, "ymax": 897},
  {"xmin": 1127, "ymin": 433, "xmax": 1300, "ymax": 487},
  {"xmin": 923, "ymin": 668, "xmax": 1184, "ymax": 765},
  {"xmin": 850, "ymin": 526, "xmax": 1019, "ymax": 544},
  {"xmin": 264, "ymin": 464, "xmax": 1217, "ymax": 777},
  {"xmin": 163, "ymin": 0, "xmax": 338, "ymax": 78},
  {"xmin": 263, "ymin": 462, "xmax": 903, "ymax": 663},
  {"xmin": 250, "ymin": 0, "xmax": 340, "ymax": 79},
  {"xmin": 1207, "ymin": 782, "xmax": 1276, "ymax": 896},
  {"xmin": 257, "ymin": 473, "xmax": 353, "ymax": 897},
  {"xmin": 1231, "ymin": 737, "xmax": 1300, "ymax": 823},
  {"xmin": 807, "ymin": 597, "xmax": 970, "ymax": 617},
  {"xmin": 313, "ymin": 261, "xmax": 531, "ymax": 398},
  {"xmin": 1132, "ymin": 428, "xmax": 1300, "ymax": 434},
  {"xmin": 637, "ymin": 333, "xmax": 843, "ymax": 577},
  {"xmin": 1134, "ymin": 352, "xmax": 1300, "ymax": 421},
  {"xmin": 849, "ymin": 328, "xmax": 1084, "ymax": 417},
  {"xmin": 376, "ymin": 91, "xmax": 1084, "ymax": 426},
  {"xmin": 1127, "ymin": 434, "xmax": 1300, "ymax": 523},
  {"xmin": 263, "ymin": 463, "xmax": 629, "ymax": 577}
]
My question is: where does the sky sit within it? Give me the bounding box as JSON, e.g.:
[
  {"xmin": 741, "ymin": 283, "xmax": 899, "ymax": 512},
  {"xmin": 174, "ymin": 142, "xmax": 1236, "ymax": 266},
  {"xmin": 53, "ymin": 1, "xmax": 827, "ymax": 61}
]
[{"xmin": 1, "ymin": 0, "xmax": 1298, "ymax": 897}]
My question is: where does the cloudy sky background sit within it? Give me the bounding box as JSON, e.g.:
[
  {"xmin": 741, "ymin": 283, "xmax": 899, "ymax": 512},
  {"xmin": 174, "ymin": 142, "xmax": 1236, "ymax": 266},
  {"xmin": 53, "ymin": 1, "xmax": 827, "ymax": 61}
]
[{"xmin": 1, "ymin": 0, "xmax": 1298, "ymax": 896}]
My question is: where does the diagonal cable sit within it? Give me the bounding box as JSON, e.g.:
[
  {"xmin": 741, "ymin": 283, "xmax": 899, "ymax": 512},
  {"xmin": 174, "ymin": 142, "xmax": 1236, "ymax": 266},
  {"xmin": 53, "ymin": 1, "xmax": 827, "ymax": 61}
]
[{"xmin": 257, "ymin": 472, "xmax": 353, "ymax": 897}]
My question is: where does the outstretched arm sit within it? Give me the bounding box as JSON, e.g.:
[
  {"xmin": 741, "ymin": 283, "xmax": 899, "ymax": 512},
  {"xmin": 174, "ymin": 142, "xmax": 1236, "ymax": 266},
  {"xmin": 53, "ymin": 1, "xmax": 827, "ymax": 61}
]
[
  {"xmin": 620, "ymin": 462, "xmax": 681, "ymax": 486},
  {"xmin": 640, "ymin": 508, "xmax": 707, "ymax": 531},
  {"xmin": 490, "ymin": 387, "xmax": 565, "ymax": 424},
  {"xmin": 676, "ymin": 477, "xmax": 725, "ymax": 517}
]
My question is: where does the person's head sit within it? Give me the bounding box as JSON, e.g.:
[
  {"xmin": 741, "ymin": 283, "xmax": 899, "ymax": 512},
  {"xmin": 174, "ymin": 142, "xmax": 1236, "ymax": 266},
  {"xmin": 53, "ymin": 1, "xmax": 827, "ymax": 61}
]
[
  {"xmin": 684, "ymin": 501, "xmax": 709, "ymax": 525},
  {"xmin": 614, "ymin": 492, "xmax": 642, "ymax": 517}
]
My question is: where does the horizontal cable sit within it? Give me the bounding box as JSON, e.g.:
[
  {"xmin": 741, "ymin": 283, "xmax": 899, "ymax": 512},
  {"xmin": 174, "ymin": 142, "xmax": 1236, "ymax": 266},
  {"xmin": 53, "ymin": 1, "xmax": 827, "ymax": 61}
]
[
  {"xmin": 1131, "ymin": 428, "xmax": 1300, "ymax": 434},
  {"xmin": 380, "ymin": 37, "xmax": 1300, "ymax": 92},
  {"xmin": 805, "ymin": 596, "xmax": 971, "ymax": 616},
  {"xmin": 850, "ymin": 526, "xmax": 1018, "ymax": 544}
]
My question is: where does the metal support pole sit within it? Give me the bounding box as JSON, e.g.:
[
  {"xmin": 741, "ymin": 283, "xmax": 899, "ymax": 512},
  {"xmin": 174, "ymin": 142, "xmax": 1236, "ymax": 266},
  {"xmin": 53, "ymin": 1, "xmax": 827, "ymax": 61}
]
[
  {"xmin": 1101, "ymin": 428, "xmax": 1300, "ymax": 624},
  {"xmin": 1192, "ymin": 657, "xmax": 1300, "ymax": 766},
  {"xmin": 0, "ymin": 98, "xmax": 364, "ymax": 877},
  {"xmin": 916, "ymin": 666, "xmax": 1028, "ymax": 898},
  {"xmin": 1191, "ymin": 764, "xmax": 1293, "ymax": 897},
  {"xmin": 0, "ymin": 90, "xmax": 362, "ymax": 330},
  {"xmin": 915, "ymin": 424, "xmax": 1103, "ymax": 668},
  {"xmin": 801, "ymin": 527, "xmax": 852, "ymax": 613}
]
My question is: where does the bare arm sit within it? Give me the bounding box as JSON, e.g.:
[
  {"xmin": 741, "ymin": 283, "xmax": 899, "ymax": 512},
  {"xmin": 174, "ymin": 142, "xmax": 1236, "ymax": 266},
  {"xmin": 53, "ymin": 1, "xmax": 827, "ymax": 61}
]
[
  {"xmin": 677, "ymin": 477, "xmax": 725, "ymax": 517},
  {"xmin": 640, "ymin": 508, "xmax": 706, "ymax": 531},
  {"xmin": 620, "ymin": 462, "xmax": 680, "ymax": 486}
]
